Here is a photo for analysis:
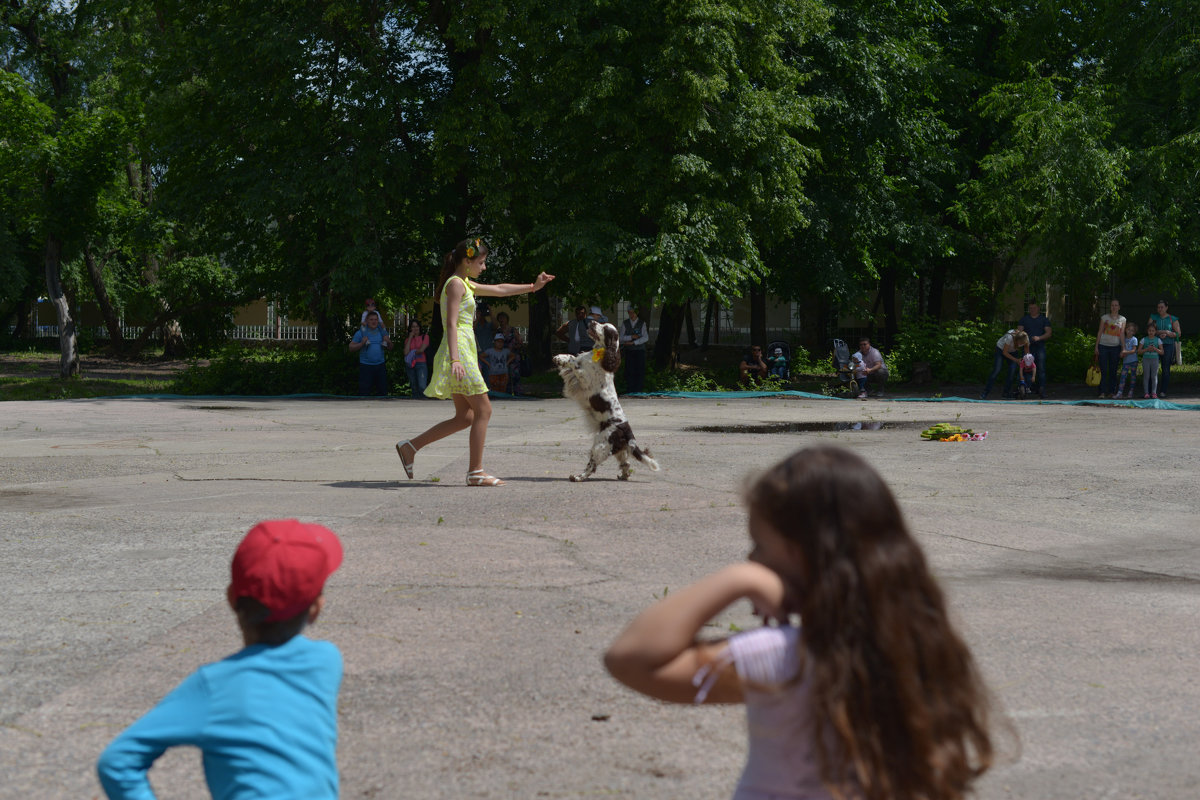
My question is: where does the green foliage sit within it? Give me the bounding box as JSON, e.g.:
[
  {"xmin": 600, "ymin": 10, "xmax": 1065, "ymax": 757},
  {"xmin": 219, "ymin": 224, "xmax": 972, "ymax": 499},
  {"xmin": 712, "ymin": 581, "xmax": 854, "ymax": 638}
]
[
  {"xmin": 1044, "ymin": 328, "xmax": 1097, "ymax": 384},
  {"xmin": 646, "ymin": 368, "xmax": 723, "ymax": 393},
  {"xmin": 889, "ymin": 318, "xmax": 996, "ymax": 383},
  {"xmin": 171, "ymin": 345, "xmax": 360, "ymax": 396}
]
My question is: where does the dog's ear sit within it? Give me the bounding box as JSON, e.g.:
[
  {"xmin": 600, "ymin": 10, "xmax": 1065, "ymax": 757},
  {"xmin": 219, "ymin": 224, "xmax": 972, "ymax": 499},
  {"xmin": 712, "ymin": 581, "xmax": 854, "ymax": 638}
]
[{"xmin": 601, "ymin": 325, "xmax": 621, "ymax": 373}]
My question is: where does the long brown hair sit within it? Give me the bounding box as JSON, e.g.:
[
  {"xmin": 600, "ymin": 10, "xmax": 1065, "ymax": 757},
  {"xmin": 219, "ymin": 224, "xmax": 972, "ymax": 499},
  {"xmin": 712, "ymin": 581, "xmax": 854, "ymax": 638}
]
[
  {"xmin": 746, "ymin": 446, "xmax": 996, "ymax": 800},
  {"xmin": 435, "ymin": 237, "xmax": 489, "ymax": 302}
]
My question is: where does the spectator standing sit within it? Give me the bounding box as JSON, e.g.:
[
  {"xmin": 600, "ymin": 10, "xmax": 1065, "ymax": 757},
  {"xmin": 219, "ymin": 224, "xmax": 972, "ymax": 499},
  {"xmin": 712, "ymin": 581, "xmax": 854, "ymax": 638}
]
[
  {"xmin": 556, "ymin": 306, "xmax": 593, "ymax": 355},
  {"xmin": 483, "ymin": 333, "xmax": 516, "ymax": 393},
  {"xmin": 349, "ymin": 310, "xmax": 391, "ymax": 396},
  {"xmin": 1017, "ymin": 301, "xmax": 1052, "ymax": 398},
  {"xmin": 495, "ymin": 312, "xmax": 525, "ymax": 396},
  {"xmin": 1094, "ymin": 299, "xmax": 1126, "ymax": 398},
  {"xmin": 588, "ymin": 305, "xmax": 609, "ymax": 324},
  {"xmin": 1116, "ymin": 322, "xmax": 1139, "ymax": 399},
  {"xmin": 1139, "ymin": 321, "xmax": 1164, "ymax": 399},
  {"xmin": 403, "ymin": 320, "xmax": 429, "ymax": 399},
  {"xmin": 98, "ymin": 520, "xmax": 344, "ymax": 800},
  {"xmin": 739, "ymin": 345, "xmax": 769, "ymax": 385},
  {"xmin": 981, "ymin": 329, "xmax": 1029, "ymax": 400},
  {"xmin": 1148, "ymin": 300, "xmax": 1182, "ymax": 399},
  {"xmin": 620, "ymin": 306, "xmax": 650, "ymax": 393},
  {"xmin": 857, "ymin": 337, "xmax": 889, "ymax": 397}
]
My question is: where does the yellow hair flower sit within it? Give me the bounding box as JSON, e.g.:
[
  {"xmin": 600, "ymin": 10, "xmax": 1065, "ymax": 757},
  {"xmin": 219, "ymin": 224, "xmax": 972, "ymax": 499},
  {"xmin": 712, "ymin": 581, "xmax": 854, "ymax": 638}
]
[{"xmin": 592, "ymin": 347, "xmax": 606, "ymax": 363}]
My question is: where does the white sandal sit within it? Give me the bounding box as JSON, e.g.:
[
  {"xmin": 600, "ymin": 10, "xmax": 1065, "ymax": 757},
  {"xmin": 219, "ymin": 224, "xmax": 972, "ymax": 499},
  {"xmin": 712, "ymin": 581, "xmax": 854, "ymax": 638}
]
[
  {"xmin": 466, "ymin": 469, "xmax": 505, "ymax": 487},
  {"xmin": 395, "ymin": 440, "xmax": 416, "ymax": 479}
]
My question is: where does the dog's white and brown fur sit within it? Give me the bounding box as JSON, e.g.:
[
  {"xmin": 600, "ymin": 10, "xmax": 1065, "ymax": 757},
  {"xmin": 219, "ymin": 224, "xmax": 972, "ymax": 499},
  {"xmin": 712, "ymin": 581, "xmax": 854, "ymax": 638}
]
[{"xmin": 553, "ymin": 320, "xmax": 660, "ymax": 481}]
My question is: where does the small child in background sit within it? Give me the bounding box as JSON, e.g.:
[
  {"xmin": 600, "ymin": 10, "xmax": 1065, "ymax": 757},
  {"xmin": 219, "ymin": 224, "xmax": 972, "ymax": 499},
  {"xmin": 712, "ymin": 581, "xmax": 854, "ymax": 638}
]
[
  {"xmin": 483, "ymin": 333, "xmax": 515, "ymax": 393},
  {"xmin": 851, "ymin": 351, "xmax": 868, "ymax": 399},
  {"xmin": 1117, "ymin": 321, "xmax": 1139, "ymax": 399},
  {"xmin": 1139, "ymin": 321, "xmax": 1164, "ymax": 399},
  {"xmin": 98, "ymin": 520, "xmax": 344, "ymax": 800},
  {"xmin": 767, "ymin": 347, "xmax": 788, "ymax": 379},
  {"xmin": 605, "ymin": 446, "xmax": 998, "ymax": 800},
  {"xmin": 1016, "ymin": 353, "xmax": 1037, "ymax": 396}
]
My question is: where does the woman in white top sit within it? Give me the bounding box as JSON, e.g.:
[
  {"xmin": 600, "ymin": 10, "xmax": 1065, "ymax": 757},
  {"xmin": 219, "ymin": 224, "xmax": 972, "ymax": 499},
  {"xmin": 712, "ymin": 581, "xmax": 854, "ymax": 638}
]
[
  {"xmin": 1093, "ymin": 299, "xmax": 1126, "ymax": 398},
  {"xmin": 606, "ymin": 446, "xmax": 999, "ymax": 800}
]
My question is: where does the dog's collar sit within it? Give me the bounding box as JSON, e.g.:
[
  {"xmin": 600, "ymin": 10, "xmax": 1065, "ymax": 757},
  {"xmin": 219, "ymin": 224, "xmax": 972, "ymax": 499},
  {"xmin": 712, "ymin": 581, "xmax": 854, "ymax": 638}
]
[{"xmin": 591, "ymin": 347, "xmax": 606, "ymax": 363}]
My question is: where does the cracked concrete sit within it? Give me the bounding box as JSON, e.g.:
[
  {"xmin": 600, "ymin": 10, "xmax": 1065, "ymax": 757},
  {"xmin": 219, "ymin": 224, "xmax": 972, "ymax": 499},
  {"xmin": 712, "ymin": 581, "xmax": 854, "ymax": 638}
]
[{"xmin": 1, "ymin": 394, "xmax": 1198, "ymax": 799}]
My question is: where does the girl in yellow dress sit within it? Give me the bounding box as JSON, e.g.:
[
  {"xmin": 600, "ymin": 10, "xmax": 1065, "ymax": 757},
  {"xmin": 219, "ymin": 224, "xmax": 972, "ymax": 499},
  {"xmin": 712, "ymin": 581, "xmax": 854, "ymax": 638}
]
[{"xmin": 395, "ymin": 238, "xmax": 554, "ymax": 486}]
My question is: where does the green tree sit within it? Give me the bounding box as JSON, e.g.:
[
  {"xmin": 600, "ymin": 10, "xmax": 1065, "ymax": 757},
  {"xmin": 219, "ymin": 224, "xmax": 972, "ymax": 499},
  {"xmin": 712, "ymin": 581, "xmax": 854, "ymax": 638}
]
[{"xmin": 453, "ymin": 0, "xmax": 827, "ymax": 366}]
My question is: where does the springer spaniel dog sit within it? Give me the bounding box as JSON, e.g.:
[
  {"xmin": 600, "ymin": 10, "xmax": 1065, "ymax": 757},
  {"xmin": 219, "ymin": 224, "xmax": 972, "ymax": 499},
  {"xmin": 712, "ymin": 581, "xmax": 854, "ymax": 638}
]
[{"xmin": 553, "ymin": 320, "xmax": 661, "ymax": 481}]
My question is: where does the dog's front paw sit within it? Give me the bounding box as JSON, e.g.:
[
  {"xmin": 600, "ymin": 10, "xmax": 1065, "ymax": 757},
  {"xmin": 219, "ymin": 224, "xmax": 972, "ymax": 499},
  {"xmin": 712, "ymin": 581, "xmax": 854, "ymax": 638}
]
[
  {"xmin": 569, "ymin": 473, "xmax": 586, "ymax": 482},
  {"xmin": 552, "ymin": 355, "xmax": 571, "ymax": 367}
]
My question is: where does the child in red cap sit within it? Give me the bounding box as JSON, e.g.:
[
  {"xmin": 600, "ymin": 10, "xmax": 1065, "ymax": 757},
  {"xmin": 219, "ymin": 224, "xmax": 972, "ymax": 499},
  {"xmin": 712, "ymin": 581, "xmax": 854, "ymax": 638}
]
[{"xmin": 98, "ymin": 520, "xmax": 344, "ymax": 800}]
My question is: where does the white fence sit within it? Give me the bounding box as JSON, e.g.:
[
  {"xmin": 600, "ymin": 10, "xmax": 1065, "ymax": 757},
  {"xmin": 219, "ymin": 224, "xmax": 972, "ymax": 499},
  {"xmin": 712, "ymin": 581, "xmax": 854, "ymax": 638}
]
[{"xmin": 17, "ymin": 324, "xmax": 320, "ymax": 341}]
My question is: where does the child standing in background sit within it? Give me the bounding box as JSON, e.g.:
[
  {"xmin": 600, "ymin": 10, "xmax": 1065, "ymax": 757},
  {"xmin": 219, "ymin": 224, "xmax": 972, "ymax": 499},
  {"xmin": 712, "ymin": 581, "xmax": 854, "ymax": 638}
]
[
  {"xmin": 1117, "ymin": 321, "xmax": 1139, "ymax": 399},
  {"xmin": 1139, "ymin": 321, "xmax": 1164, "ymax": 399},
  {"xmin": 605, "ymin": 446, "xmax": 999, "ymax": 800}
]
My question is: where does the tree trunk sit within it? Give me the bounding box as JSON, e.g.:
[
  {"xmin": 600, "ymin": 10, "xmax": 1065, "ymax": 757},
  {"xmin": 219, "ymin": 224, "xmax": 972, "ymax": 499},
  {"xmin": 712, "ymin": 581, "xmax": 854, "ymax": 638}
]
[
  {"xmin": 528, "ymin": 289, "xmax": 552, "ymax": 370},
  {"xmin": 928, "ymin": 262, "xmax": 947, "ymax": 321},
  {"xmin": 652, "ymin": 302, "xmax": 686, "ymax": 370},
  {"xmin": 879, "ymin": 266, "xmax": 899, "ymax": 350},
  {"xmin": 160, "ymin": 318, "xmax": 185, "ymax": 357},
  {"xmin": 683, "ymin": 301, "xmax": 696, "ymax": 347},
  {"xmin": 701, "ymin": 296, "xmax": 715, "ymax": 349},
  {"xmin": 85, "ymin": 246, "xmax": 127, "ymax": 352},
  {"xmin": 749, "ymin": 286, "xmax": 767, "ymax": 349},
  {"xmin": 45, "ymin": 236, "xmax": 79, "ymax": 377}
]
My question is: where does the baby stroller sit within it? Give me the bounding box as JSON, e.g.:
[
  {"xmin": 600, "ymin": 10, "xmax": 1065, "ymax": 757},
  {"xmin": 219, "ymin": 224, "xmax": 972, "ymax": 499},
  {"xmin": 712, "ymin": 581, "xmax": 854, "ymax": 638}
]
[
  {"xmin": 831, "ymin": 338, "xmax": 860, "ymax": 396},
  {"xmin": 766, "ymin": 340, "xmax": 791, "ymax": 380}
]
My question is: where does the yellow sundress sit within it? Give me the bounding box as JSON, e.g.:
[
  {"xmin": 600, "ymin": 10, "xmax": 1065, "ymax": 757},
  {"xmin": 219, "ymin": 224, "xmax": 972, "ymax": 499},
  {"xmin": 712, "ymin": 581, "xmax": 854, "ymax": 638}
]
[{"xmin": 425, "ymin": 275, "xmax": 490, "ymax": 399}]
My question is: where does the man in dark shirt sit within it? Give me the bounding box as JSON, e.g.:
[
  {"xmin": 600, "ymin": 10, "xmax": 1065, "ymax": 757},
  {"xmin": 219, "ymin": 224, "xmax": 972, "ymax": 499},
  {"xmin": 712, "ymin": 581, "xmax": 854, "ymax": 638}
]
[{"xmin": 1017, "ymin": 301, "xmax": 1052, "ymax": 398}]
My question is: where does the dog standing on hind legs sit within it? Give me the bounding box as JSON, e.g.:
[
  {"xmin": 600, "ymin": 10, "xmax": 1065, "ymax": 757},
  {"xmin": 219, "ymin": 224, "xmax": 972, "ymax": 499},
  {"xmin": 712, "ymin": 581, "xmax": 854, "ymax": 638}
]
[{"xmin": 553, "ymin": 320, "xmax": 661, "ymax": 481}]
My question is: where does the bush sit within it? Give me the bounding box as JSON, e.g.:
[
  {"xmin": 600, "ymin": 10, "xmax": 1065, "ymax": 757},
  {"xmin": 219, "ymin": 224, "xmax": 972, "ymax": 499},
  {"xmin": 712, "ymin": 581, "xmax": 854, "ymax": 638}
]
[
  {"xmin": 1044, "ymin": 327, "xmax": 1097, "ymax": 383},
  {"xmin": 888, "ymin": 318, "xmax": 996, "ymax": 383},
  {"xmin": 172, "ymin": 344, "xmax": 363, "ymax": 395}
]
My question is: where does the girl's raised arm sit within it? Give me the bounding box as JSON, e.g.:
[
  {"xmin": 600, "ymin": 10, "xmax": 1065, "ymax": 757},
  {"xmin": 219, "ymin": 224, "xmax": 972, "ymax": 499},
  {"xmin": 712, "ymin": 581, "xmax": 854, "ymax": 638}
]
[{"xmin": 604, "ymin": 562, "xmax": 788, "ymax": 705}]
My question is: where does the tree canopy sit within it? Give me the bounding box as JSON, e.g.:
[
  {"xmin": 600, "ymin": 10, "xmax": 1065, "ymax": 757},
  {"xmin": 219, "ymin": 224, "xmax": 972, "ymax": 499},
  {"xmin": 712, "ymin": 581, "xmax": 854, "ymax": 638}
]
[{"xmin": 2, "ymin": 0, "xmax": 1197, "ymax": 367}]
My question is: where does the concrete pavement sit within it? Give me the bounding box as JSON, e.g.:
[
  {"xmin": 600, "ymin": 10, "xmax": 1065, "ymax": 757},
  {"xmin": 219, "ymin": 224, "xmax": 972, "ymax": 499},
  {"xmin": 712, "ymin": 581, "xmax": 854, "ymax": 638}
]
[{"xmin": 1, "ymin": 393, "xmax": 1198, "ymax": 799}]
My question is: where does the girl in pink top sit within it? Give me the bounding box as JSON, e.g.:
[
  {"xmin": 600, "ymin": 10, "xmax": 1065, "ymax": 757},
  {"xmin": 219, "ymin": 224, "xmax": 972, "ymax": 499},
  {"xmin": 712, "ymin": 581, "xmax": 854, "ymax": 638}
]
[
  {"xmin": 403, "ymin": 320, "xmax": 430, "ymax": 399},
  {"xmin": 606, "ymin": 446, "xmax": 999, "ymax": 800}
]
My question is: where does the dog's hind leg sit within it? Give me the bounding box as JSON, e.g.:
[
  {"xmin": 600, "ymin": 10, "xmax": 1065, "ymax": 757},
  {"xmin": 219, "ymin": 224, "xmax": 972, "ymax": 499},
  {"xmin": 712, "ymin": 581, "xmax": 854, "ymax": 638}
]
[
  {"xmin": 570, "ymin": 439, "xmax": 611, "ymax": 482},
  {"xmin": 615, "ymin": 448, "xmax": 633, "ymax": 480}
]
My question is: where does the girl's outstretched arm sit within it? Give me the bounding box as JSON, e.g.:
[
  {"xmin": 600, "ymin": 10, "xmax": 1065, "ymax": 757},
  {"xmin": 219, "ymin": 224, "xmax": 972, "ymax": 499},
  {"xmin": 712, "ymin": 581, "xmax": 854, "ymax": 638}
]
[
  {"xmin": 474, "ymin": 272, "xmax": 556, "ymax": 297},
  {"xmin": 604, "ymin": 562, "xmax": 788, "ymax": 705}
]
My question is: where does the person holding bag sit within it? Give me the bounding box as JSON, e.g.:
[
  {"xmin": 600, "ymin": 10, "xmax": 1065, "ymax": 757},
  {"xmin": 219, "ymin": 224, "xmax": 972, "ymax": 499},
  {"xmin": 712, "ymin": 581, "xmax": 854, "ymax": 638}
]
[{"xmin": 1093, "ymin": 299, "xmax": 1126, "ymax": 399}]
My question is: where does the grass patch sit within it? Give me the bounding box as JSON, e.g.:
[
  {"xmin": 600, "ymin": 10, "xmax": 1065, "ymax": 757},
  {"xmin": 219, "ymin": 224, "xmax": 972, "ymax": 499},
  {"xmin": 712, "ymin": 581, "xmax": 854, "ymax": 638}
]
[{"xmin": 0, "ymin": 376, "xmax": 173, "ymax": 401}]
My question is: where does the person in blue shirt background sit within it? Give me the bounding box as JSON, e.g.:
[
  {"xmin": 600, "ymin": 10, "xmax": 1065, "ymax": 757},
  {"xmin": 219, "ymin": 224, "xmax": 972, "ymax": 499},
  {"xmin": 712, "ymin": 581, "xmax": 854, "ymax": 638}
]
[
  {"xmin": 350, "ymin": 310, "xmax": 392, "ymax": 396},
  {"xmin": 1017, "ymin": 301, "xmax": 1052, "ymax": 399},
  {"xmin": 97, "ymin": 519, "xmax": 345, "ymax": 800}
]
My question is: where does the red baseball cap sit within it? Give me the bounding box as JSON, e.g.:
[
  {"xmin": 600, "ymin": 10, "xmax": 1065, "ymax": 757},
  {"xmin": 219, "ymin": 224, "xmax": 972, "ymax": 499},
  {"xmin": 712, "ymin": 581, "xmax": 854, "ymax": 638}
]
[{"xmin": 230, "ymin": 520, "xmax": 344, "ymax": 622}]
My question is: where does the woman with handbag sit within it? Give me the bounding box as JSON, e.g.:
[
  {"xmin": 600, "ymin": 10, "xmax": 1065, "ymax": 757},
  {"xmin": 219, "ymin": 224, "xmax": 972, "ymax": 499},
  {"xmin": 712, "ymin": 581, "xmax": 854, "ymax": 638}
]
[
  {"xmin": 1093, "ymin": 299, "xmax": 1126, "ymax": 399},
  {"xmin": 1148, "ymin": 300, "xmax": 1181, "ymax": 399}
]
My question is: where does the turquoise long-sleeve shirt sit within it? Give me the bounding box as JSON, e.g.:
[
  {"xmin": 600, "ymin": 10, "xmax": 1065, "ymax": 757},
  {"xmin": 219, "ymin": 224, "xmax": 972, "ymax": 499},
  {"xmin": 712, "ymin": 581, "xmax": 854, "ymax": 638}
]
[{"xmin": 97, "ymin": 635, "xmax": 342, "ymax": 800}]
